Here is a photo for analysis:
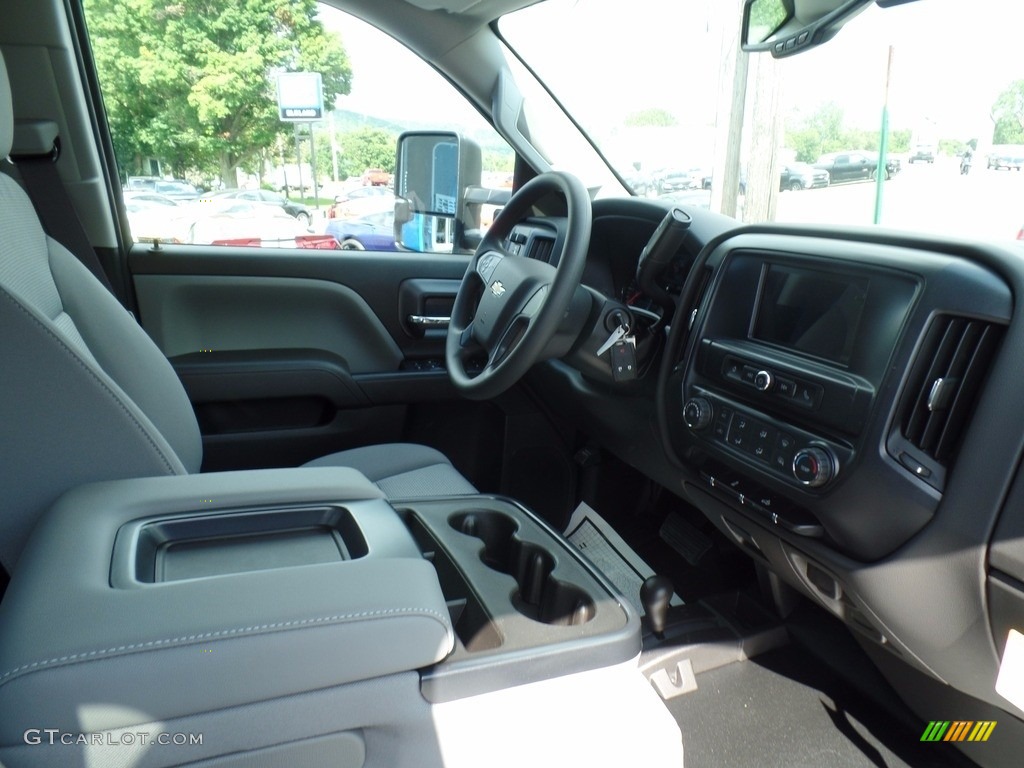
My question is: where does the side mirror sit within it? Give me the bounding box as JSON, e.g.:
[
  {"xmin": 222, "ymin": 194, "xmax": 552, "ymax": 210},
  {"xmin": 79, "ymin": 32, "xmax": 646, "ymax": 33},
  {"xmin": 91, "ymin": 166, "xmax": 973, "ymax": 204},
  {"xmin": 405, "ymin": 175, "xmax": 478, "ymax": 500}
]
[
  {"xmin": 741, "ymin": 0, "xmax": 875, "ymax": 58},
  {"xmin": 394, "ymin": 131, "xmax": 482, "ymax": 253}
]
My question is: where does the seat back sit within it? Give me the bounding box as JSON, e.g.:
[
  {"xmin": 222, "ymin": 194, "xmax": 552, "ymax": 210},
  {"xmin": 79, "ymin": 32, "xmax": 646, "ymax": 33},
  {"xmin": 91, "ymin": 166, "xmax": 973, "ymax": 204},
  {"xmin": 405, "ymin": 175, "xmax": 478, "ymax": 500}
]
[{"xmin": 0, "ymin": 51, "xmax": 201, "ymax": 569}]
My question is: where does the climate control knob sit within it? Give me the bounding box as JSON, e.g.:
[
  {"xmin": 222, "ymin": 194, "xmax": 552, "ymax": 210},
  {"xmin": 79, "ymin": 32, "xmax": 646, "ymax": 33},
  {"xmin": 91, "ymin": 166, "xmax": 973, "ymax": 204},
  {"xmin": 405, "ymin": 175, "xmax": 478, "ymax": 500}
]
[
  {"xmin": 682, "ymin": 397, "xmax": 713, "ymax": 431},
  {"xmin": 792, "ymin": 446, "xmax": 837, "ymax": 488}
]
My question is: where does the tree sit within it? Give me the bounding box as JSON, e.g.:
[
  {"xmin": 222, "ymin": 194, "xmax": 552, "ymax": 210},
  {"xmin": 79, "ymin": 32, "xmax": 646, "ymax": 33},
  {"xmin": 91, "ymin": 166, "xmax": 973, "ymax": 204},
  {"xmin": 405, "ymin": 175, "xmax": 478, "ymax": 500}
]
[
  {"xmin": 785, "ymin": 102, "xmax": 845, "ymax": 162},
  {"xmin": 338, "ymin": 127, "xmax": 398, "ymax": 178},
  {"xmin": 624, "ymin": 108, "xmax": 678, "ymax": 128},
  {"xmin": 85, "ymin": 0, "xmax": 351, "ymax": 186},
  {"xmin": 785, "ymin": 103, "xmax": 910, "ymax": 162},
  {"xmin": 990, "ymin": 80, "xmax": 1024, "ymax": 145}
]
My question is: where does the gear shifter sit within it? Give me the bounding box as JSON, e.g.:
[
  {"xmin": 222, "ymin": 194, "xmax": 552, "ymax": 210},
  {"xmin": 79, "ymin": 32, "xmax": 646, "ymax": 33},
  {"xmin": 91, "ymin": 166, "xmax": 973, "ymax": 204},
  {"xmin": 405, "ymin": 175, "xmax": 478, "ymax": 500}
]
[{"xmin": 640, "ymin": 575, "xmax": 674, "ymax": 638}]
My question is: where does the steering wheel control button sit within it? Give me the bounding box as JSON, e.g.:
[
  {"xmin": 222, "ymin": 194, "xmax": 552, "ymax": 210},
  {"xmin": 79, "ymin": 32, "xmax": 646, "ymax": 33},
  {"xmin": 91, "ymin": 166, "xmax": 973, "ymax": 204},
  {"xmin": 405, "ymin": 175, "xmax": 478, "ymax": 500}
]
[
  {"xmin": 683, "ymin": 397, "xmax": 713, "ymax": 431},
  {"xmin": 792, "ymin": 446, "xmax": 836, "ymax": 488},
  {"xmin": 477, "ymin": 253, "xmax": 502, "ymax": 281},
  {"xmin": 753, "ymin": 369, "xmax": 773, "ymax": 392}
]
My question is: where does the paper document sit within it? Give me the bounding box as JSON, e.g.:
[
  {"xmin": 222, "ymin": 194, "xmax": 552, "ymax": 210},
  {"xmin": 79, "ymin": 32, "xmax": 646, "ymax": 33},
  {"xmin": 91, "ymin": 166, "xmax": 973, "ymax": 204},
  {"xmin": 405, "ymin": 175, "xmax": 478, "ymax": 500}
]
[{"xmin": 564, "ymin": 502, "xmax": 683, "ymax": 614}]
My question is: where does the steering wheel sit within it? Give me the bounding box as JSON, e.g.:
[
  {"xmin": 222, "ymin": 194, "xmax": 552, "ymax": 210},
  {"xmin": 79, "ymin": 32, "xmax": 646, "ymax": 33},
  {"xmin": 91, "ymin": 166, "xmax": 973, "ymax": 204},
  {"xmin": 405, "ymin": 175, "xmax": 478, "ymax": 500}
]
[{"xmin": 446, "ymin": 171, "xmax": 592, "ymax": 400}]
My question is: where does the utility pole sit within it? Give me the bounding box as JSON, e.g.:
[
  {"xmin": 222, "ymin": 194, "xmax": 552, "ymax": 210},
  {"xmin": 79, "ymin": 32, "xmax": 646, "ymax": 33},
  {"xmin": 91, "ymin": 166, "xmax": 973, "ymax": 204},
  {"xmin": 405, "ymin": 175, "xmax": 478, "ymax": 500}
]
[
  {"xmin": 329, "ymin": 109, "xmax": 340, "ymax": 182},
  {"xmin": 293, "ymin": 124, "xmax": 305, "ymax": 199},
  {"xmin": 710, "ymin": 0, "xmax": 749, "ymax": 218},
  {"xmin": 744, "ymin": 52, "xmax": 784, "ymax": 224}
]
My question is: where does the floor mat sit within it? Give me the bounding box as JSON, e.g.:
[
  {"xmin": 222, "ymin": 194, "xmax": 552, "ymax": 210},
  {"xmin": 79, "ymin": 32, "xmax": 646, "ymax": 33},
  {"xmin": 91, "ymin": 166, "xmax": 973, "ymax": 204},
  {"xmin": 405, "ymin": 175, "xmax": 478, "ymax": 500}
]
[{"xmin": 665, "ymin": 645, "xmax": 973, "ymax": 768}]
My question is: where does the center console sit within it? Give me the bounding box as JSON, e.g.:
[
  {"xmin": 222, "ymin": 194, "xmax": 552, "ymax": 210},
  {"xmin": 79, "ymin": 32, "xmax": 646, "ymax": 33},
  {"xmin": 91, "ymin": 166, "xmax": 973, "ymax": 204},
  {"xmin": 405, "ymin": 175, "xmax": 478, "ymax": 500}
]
[
  {"xmin": 0, "ymin": 466, "xmax": 679, "ymax": 768},
  {"xmin": 668, "ymin": 239, "xmax": 924, "ymax": 554}
]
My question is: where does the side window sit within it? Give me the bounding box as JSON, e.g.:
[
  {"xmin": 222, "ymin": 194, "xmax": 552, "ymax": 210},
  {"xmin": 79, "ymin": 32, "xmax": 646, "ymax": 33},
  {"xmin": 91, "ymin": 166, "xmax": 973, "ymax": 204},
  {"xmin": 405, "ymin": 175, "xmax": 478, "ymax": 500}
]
[{"xmin": 83, "ymin": 0, "xmax": 514, "ymax": 252}]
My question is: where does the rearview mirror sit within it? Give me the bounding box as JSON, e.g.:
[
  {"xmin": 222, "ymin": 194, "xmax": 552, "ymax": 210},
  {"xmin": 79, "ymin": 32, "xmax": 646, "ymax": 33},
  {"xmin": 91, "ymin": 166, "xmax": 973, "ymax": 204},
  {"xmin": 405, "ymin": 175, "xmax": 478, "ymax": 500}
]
[
  {"xmin": 394, "ymin": 131, "xmax": 482, "ymax": 253},
  {"xmin": 741, "ymin": 0, "xmax": 876, "ymax": 58}
]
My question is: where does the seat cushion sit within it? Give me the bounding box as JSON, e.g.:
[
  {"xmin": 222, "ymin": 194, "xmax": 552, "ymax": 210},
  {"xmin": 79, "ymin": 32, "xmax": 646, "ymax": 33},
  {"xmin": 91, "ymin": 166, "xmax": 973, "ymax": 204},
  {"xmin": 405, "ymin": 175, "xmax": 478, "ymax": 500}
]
[{"xmin": 304, "ymin": 443, "xmax": 476, "ymax": 499}]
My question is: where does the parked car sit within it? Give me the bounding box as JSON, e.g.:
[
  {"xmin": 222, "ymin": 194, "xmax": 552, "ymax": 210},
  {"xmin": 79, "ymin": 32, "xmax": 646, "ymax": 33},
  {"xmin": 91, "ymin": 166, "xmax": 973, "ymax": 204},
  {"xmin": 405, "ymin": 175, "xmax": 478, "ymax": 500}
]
[
  {"xmin": 987, "ymin": 145, "xmax": 1024, "ymax": 170},
  {"xmin": 186, "ymin": 200, "xmax": 308, "ymax": 246},
  {"xmin": 206, "ymin": 189, "xmax": 312, "ymax": 226},
  {"xmin": 814, "ymin": 150, "xmax": 899, "ymax": 183},
  {"xmin": 700, "ymin": 170, "xmax": 747, "ymax": 195},
  {"xmin": 656, "ymin": 169, "xmax": 698, "ymax": 194},
  {"xmin": 327, "ymin": 185, "xmax": 395, "ymax": 218},
  {"xmin": 324, "ymin": 210, "xmax": 397, "ymax": 250},
  {"xmin": 779, "ymin": 162, "xmax": 830, "ymax": 191},
  {"xmin": 123, "ymin": 191, "xmax": 190, "ymax": 242},
  {"xmin": 126, "ymin": 176, "xmax": 203, "ymax": 200}
]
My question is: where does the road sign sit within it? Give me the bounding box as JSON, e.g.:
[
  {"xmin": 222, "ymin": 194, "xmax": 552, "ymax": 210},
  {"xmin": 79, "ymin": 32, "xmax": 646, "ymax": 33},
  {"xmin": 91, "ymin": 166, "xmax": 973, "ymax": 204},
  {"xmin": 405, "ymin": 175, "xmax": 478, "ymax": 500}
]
[{"xmin": 277, "ymin": 72, "xmax": 324, "ymax": 122}]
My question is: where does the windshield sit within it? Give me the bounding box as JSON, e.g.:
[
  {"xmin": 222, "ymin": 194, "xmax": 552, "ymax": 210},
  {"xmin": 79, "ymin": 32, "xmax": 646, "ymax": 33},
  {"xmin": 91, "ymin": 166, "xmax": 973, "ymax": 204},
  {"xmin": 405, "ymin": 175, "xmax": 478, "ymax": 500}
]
[{"xmin": 500, "ymin": 0, "xmax": 1024, "ymax": 242}]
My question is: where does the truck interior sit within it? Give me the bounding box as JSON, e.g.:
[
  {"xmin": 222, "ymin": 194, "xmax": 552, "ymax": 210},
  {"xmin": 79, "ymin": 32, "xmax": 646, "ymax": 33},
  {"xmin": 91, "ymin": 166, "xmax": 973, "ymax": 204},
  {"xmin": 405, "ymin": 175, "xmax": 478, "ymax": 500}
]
[{"xmin": 1, "ymin": 0, "xmax": 1023, "ymax": 766}]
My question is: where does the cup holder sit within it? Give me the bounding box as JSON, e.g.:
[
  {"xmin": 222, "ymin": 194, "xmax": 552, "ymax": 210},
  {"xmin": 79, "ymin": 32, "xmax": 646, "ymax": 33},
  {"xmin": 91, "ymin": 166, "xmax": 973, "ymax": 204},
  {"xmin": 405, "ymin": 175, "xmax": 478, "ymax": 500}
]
[{"xmin": 449, "ymin": 511, "xmax": 595, "ymax": 627}]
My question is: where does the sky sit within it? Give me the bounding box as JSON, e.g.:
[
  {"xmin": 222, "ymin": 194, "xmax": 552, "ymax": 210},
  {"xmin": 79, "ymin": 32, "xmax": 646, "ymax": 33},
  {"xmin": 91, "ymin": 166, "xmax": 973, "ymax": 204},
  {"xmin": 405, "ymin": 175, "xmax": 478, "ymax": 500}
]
[
  {"xmin": 320, "ymin": 9, "xmax": 490, "ymax": 131},
  {"xmin": 319, "ymin": 0, "xmax": 1024, "ymax": 152}
]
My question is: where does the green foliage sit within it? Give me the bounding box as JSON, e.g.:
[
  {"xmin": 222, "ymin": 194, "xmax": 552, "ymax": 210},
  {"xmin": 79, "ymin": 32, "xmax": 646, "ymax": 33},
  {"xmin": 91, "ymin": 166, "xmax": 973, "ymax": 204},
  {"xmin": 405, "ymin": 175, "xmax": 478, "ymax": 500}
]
[
  {"xmin": 85, "ymin": 0, "xmax": 351, "ymax": 186},
  {"xmin": 483, "ymin": 149, "xmax": 515, "ymax": 173},
  {"xmin": 991, "ymin": 80, "xmax": 1024, "ymax": 144},
  {"xmin": 338, "ymin": 127, "xmax": 397, "ymax": 177},
  {"xmin": 747, "ymin": 0, "xmax": 790, "ymax": 43},
  {"xmin": 624, "ymin": 108, "xmax": 678, "ymax": 128},
  {"xmin": 938, "ymin": 138, "xmax": 966, "ymax": 157},
  {"xmin": 785, "ymin": 103, "xmax": 910, "ymax": 162}
]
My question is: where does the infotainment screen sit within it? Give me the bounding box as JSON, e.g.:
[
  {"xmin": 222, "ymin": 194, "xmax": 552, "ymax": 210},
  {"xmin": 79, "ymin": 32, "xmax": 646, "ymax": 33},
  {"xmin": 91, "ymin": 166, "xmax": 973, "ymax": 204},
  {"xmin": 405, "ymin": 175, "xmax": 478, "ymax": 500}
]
[{"xmin": 751, "ymin": 264, "xmax": 869, "ymax": 365}]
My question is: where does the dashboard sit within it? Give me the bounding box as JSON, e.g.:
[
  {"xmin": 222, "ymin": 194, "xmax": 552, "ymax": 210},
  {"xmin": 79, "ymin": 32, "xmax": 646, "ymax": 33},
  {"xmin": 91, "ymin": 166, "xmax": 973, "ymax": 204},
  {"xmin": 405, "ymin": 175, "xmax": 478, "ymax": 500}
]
[{"xmin": 531, "ymin": 196, "xmax": 1024, "ymax": 730}]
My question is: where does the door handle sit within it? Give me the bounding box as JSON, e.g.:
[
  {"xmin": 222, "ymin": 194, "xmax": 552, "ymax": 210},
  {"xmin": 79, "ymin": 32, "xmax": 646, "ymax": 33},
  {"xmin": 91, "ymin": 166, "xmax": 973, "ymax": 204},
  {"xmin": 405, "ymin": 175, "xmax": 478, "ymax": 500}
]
[{"xmin": 407, "ymin": 315, "xmax": 450, "ymax": 328}]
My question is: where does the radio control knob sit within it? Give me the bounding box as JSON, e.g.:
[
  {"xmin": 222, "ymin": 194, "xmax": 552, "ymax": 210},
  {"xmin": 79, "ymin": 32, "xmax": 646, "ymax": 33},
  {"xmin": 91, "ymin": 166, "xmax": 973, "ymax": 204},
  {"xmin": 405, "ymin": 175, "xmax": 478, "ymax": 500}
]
[
  {"xmin": 792, "ymin": 446, "xmax": 837, "ymax": 488},
  {"xmin": 754, "ymin": 369, "xmax": 773, "ymax": 392},
  {"xmin": 683, "ymin": 397, "xmax": 713, "ymax": 431}
]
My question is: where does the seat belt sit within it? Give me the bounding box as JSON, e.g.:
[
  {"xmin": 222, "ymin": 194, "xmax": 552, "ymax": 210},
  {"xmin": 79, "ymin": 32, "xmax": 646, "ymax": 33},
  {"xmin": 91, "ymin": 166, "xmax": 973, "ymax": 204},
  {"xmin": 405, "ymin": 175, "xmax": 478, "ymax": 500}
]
[{"xmin": 7, "ymin": 119, "xmax": 115, "ymax": 294}]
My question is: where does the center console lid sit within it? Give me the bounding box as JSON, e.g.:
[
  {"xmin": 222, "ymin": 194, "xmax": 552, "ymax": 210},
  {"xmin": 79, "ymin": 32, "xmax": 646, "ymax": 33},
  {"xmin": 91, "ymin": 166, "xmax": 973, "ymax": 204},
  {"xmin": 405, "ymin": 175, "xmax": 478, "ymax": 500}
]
[{"xmin": 0, "ymin": 467, "xmax": 454, "ymax": 740}]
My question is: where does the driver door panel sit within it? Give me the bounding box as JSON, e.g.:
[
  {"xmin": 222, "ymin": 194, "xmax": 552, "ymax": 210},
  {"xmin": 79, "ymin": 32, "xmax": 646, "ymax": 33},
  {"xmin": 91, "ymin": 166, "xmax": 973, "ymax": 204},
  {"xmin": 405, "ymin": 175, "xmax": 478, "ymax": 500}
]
[{"xmin": 129, "ymin": 244, "xmax": 468, "ymax": 470}]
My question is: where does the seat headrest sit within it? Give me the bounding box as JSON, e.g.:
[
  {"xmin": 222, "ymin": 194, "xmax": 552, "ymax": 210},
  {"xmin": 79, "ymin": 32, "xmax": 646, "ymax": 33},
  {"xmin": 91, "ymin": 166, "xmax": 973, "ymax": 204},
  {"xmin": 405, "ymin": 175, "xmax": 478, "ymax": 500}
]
[{"xmin": 1, "ymin": 51, "xmax": 12, "ymax": 158}]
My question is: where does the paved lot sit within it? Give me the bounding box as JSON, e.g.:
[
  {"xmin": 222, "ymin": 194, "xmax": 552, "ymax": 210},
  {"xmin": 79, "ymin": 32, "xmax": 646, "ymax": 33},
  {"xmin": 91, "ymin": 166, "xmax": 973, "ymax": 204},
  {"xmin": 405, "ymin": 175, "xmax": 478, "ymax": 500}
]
[{"xmin": 775, "ymin": 158, "xmax": 1024, "ymax": 244}]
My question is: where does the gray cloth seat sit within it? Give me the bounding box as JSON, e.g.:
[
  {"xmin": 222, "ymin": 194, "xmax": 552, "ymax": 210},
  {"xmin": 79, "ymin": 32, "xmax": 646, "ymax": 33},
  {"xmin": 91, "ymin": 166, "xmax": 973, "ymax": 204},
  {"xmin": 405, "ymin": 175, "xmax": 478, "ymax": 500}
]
[{"xmin": 0, "ymin": 50, "xmax": 473, "ymax": 570}]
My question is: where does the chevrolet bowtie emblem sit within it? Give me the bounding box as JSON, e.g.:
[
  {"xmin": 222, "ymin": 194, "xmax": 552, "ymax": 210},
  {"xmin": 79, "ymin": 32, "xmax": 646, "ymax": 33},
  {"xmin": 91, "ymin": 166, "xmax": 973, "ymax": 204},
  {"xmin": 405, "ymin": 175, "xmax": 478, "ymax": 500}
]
[{"xmin": 490, "ymin": 280, "xmax": 506, "ymax": 297}]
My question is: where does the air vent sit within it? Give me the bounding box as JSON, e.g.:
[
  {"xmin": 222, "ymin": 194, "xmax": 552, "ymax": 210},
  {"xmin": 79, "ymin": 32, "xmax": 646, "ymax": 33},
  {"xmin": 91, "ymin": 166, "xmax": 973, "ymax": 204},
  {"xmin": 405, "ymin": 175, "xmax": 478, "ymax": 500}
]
[
  {"xmin": 900, "ymin": 315, "xmax": 1002, "ymax": 467},
  {"xmin": 526, "ymin": 237, "xmax": 555, "ymax": 264}
]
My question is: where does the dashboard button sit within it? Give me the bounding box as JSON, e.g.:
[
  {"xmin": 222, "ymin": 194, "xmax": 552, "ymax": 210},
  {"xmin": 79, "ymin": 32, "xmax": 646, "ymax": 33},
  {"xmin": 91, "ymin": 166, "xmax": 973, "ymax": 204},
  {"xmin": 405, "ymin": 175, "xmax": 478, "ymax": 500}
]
[
  {"xmin": 713, "ymin": 407, "xmax": 732, "ymax": 440},
  {"xmin": 723, "ymin": 358, "xmax": 744, "ymax": 382},
  {"xmin": 794, "ymin": 382, "xmax": 823, "ymax": 409},
  {"xmin": 752, "ymin": 425, "xmax": 776, "ymax": 462},
  {"xmin": 754, "ymin": 370, "xmax": 773, "ymax": 392},
  {"xmin": 728, "ymin": 415, "xmax": 751, "ymax": 448},
  {"xmin": 775, "ymin": 377, "xmax": 796, "ymax": 397},
  {"xmin": 742, "ymin": 365, "xmax": 759, "ymax": 385},
  {"xmin": 773, "ymin": 433, "xmax": 796, "ymax": 472},
  {"xmin": 898, "ymin": 452, "xmax": 932, "ymax": 479}
]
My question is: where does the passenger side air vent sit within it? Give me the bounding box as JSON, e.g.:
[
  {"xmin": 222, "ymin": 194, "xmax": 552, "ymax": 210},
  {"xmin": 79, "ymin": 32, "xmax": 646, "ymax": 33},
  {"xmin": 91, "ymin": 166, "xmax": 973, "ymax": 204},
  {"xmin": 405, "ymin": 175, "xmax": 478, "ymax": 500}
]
[
  {"xmin": 526, "ymin": 236, "xmax": 555, "ymax": 264},
  {"xmin": 897, "ymin": 315, "xmax": 1002, "ymax": 479}
]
